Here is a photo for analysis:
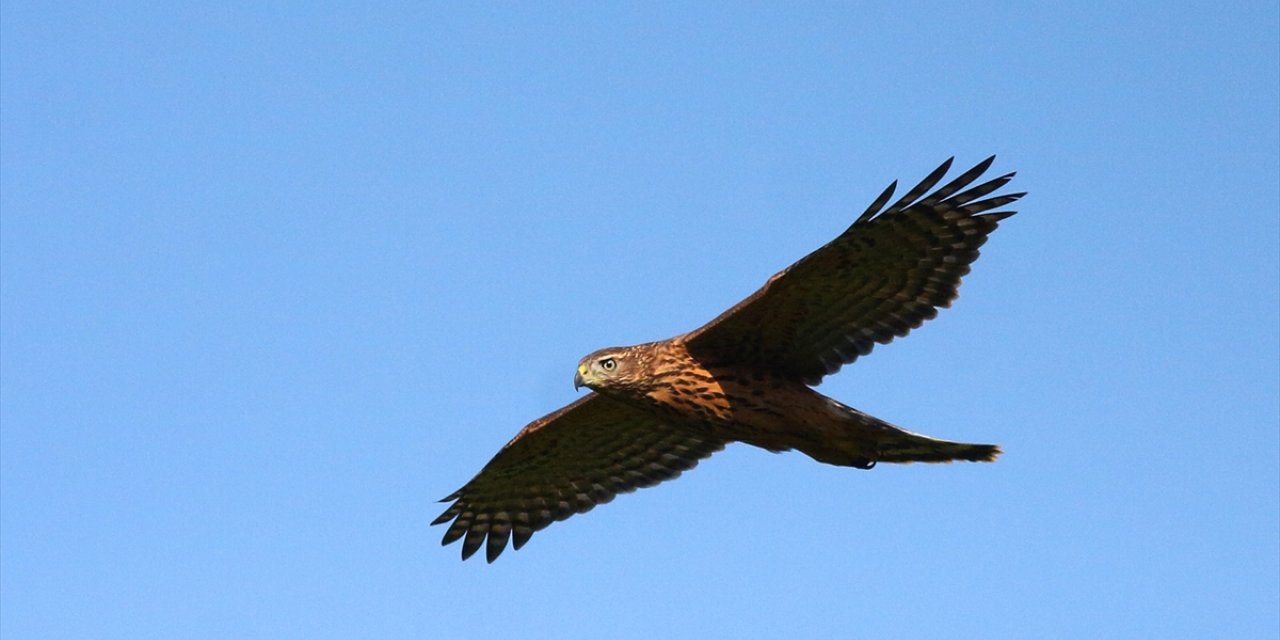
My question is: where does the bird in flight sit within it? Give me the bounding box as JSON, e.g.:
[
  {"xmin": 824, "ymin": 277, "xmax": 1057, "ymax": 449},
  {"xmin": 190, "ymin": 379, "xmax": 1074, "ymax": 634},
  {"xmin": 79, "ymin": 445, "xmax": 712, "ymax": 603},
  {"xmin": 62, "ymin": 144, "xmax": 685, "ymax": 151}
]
[{"xmin": 435, "ymin": 156, "xmax": 1024, "ymax": 562}]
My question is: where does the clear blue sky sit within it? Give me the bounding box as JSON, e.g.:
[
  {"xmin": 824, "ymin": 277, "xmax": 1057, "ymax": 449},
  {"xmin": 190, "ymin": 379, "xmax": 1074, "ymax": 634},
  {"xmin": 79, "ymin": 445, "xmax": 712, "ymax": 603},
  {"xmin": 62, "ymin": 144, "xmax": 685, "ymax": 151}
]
[{"xmin": 3, "ymin": 2, "xmax": 1277, "ymax": 638}]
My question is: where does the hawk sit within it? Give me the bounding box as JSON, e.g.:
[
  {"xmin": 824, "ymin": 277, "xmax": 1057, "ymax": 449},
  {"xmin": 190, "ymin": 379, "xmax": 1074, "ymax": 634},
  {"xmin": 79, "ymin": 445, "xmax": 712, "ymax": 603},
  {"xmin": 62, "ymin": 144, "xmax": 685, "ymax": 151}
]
[{"xmin": 435, "ymin": 156, "xmax": 1023, "ymax": 562}]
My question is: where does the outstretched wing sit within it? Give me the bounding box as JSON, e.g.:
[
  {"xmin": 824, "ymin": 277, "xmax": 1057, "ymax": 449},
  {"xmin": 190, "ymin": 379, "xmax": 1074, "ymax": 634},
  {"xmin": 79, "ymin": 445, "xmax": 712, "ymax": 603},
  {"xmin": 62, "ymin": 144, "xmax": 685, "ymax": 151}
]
[
  {"xmin": 683, "ymin": 156, "xmax": 1023, "ymax": 385},
  {"xmin": 433, "ymin": 393, "xmax": 725, "ymax": 562}
]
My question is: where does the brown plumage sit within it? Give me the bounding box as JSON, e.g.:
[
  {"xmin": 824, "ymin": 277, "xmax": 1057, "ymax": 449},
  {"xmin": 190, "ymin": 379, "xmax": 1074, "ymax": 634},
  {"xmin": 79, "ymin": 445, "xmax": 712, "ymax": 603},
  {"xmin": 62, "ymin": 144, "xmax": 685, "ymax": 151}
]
[{"xmin": 435, "ymin": 157, "xmax": 1024, "ymax": 561}]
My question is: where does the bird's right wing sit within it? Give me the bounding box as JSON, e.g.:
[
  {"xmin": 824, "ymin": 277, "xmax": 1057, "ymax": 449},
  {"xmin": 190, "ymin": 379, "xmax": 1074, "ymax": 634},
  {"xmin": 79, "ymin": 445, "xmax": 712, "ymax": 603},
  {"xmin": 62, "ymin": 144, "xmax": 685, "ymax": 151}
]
[
  {"xmin": 683, "ymin": 157, "xmax": 1023, "ymax": 385},
  {"xmin": 433, "ymin": 393, "xmax": 725, "ymax": 562}
]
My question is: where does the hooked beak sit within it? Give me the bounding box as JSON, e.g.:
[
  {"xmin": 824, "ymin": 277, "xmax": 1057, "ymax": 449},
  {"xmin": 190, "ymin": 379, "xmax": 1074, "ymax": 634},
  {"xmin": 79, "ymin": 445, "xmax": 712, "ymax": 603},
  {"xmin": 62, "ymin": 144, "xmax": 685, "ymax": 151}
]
[{"xmin": 573, "ymin": 365, "xmax": 587, "ymax": 391}]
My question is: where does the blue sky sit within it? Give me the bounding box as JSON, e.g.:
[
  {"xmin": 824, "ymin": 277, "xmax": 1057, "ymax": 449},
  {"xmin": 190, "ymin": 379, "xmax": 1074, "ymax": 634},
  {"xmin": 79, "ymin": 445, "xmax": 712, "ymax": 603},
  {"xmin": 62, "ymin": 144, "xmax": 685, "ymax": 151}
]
[{"xmin": 2, "ymin": 2, "xmax": 1277, "ymax": 638}]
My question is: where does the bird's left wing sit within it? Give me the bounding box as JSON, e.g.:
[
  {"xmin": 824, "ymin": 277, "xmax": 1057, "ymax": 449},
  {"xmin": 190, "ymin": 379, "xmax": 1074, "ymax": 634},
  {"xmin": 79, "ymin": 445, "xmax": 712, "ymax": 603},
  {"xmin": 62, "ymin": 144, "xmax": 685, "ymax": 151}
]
[{"xmin": 433, "ymin": 393, "xmax": 725, "ymax": 562}]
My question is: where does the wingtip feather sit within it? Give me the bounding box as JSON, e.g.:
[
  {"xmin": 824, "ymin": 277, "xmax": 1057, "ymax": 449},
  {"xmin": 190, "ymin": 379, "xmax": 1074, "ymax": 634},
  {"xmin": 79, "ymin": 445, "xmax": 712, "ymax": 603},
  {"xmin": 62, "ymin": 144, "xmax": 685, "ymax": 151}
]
[{"xmin": 855, "ymin": 179, "xmax": 898, "ymax": 225}]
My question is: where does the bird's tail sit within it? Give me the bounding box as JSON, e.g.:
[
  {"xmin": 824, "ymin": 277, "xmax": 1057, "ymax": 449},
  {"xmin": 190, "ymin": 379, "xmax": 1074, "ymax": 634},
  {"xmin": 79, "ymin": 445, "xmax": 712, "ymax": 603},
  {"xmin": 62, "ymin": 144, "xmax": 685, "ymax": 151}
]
[{"xmin": 797, "ymin": 401, "xmax": 1000, "ymax": 469}]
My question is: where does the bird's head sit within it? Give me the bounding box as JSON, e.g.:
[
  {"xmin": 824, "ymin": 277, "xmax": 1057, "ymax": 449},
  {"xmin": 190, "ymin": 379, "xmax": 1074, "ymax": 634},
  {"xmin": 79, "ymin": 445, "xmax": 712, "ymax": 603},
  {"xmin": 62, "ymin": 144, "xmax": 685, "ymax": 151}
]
[{"xmin": 574, "ymin": 347, "xmax": 643, "ymax": 393}]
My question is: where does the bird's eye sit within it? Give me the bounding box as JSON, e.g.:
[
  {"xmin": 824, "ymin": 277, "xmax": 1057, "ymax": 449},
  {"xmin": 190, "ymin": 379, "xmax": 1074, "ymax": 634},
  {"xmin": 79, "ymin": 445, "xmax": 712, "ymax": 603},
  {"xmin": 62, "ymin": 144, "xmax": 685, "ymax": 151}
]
[{"xmin": 599, "ymin": 358, "xmax": 617, "ymax": 372}]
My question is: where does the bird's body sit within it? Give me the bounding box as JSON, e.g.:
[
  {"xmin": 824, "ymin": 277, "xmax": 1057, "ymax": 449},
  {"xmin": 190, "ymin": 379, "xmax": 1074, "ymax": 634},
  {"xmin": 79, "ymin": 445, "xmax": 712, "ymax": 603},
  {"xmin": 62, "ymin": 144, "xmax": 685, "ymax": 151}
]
[
  {"xmin": 579, "ymin": 340, "xmax": 996, "ymax": 468},
  {"xmin": 435, "ymin": 156, "xmax": 1024, "ymax": 562},
  {"xmin": 583, "ymin": 340, "xmax": 839, "ymax": 454}
]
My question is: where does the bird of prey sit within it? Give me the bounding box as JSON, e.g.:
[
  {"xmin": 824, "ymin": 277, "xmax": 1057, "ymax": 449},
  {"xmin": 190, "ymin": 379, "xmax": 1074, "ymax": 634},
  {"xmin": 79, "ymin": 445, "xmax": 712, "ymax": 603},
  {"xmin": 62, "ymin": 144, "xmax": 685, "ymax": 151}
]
[{"xmin": 435, "ymin": 156, "xmax": 1023, "ymax": 562}]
